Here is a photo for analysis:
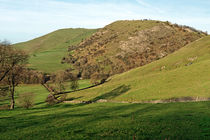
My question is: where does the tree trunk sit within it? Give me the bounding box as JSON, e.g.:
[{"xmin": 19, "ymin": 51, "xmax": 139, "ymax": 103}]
[
  {"xmin": 10, "ymin": 76, "xmax": 15, "ymax": 110},
  {"xmin": 10, "ymin": 95, "xmax": 15, "ymax": 109}
]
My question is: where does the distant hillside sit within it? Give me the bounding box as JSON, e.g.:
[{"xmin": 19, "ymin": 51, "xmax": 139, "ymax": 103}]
[
  {"xmin": 14, "ymin": 28, "xmax": 97, "ymax": 73},
  {"xmin": 67, "ymin": 35, "xmax": 210, "ymax": 102},
  {"xmin": 63, "ymin": 20, "xmax": 206, "ymax": 78}
]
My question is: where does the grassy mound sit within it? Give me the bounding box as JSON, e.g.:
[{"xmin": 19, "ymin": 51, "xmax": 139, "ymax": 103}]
[
  {"xmin": 67, "ymin": 35, "xmax": 210, "ymax": 102},
  {"xmin": 13, "ymin": 28, "xmax": 97, "ymax": 72}
]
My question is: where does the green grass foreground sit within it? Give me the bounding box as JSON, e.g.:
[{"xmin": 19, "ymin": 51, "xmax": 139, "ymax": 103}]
[
  {"xmin": 0, "ymin": 101, "xmax": 210, "ymax": 139},
  {"xmin": 0, "ymin": 84, "xmax": 210, "ymax": 139}
]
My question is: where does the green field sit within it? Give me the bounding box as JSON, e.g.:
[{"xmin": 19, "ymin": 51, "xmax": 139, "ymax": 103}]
[
  {"xmin": 0, "ymin": 83, "xmax": 210, "ymax": 139},
  {"xmin": 66, "ymin": 36, "xmax": 210, "ymax": 102},
  {"xmin": 13, "ymin": 28, "xmax": 97, "ymax": 72},
  {"xmin": 0, "ymin": 80, "xmax": 91, "ymax": 107}
]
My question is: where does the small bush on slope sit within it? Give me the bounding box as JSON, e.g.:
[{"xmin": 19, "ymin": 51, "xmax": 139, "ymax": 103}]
[{"xmin": 17, "ymin": 92, "xmax": 35, "ymax": 109}]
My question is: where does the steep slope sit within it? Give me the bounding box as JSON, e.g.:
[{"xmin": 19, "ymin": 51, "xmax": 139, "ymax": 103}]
[
  {"xmin": 67, "ymin": 35, "xmax": 210, "ymax": 102},
  {"xmin": 14, "ymin": 28, "xmax": 97, "ymax": 72},
  {"xmin": 63, "ymin": 20, "xmax": 206, "ymax": 78}
]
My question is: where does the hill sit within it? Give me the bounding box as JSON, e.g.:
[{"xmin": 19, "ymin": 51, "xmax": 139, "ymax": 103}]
[
  {"xmin": 66, "ymin": 35, "xmax": 210, "ymax": 102},
  {"xmin": 1, "ymin": 24, "xmax": 210, "ymax": 140},
  {"xmin": 13, "ymin": 28, "xmax": 97, "ymax": 73},
  {"xmin": 63, "ymin": 20, "xmax": 206, "ymax": 78}
]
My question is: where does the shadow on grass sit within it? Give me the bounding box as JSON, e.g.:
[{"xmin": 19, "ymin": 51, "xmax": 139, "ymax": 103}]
[
  {"xmin": 1, "ymin": 101, "xmax": 210, "ymax": 139},
  {"xmin": 91, "ymin": 85, "xmax": 131, "ymax": 102},
  {"xmin": 65, "ymin": 96, "xmax": 83, "ymax": 101},
  {"xmin": 35, "ymin": 101, "xmax": 46, "ymax": 106}
]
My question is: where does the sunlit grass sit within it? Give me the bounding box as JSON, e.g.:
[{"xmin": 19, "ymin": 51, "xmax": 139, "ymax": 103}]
[
  {"xmin": 0, "ymin": 101, "xmax": 210, "ymax": 139},
  {"xmin": 14, "ymin": 28, "xmax": 97, "ymax": 73}
]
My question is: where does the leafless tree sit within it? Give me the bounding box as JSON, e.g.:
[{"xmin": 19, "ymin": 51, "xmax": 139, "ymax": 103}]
[{"xmin": 0, "ymin": 43, "xmax": 28, "ymax": 109}]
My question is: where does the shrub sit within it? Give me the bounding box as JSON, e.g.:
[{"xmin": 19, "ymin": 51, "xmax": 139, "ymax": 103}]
[
  {"xmin": 17, "ymin": 92, "xmax": 35, "ymax": 109},
  {"xmin": 70, "ymin": 80, "xmax": 79, "ymax": 91}
]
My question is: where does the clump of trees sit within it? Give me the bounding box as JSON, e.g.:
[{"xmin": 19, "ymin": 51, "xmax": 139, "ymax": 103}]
[
  {"xmin": 50, "ymin": 70, "xmax": 79, "ymax": 93},
  {"xmin": 21, "ymin": 69, "xmax": 44, "ymax": 84},
  {"xmin": 44, "ymin": 70, "xmax": 79, "ymax": 105}
]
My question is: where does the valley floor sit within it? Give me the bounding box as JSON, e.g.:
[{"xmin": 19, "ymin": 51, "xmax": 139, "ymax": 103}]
[
  {"xmin": 0, "ymin": 101, "xmax": 210, "ymax": 139},
  {"xmin": 0, "ymin": 79, "xmax": 210, "ymax": 140}
]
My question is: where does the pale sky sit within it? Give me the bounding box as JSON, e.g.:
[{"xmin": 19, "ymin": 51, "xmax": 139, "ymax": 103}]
[{"xmin": 0, "ymin": 0, "xmax": 209, "ymax": 44}]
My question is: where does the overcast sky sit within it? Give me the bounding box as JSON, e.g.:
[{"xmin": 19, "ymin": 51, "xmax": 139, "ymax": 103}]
[{"xmin": 0, "ymin": 0, "xmax": 209, "ymax": 44}]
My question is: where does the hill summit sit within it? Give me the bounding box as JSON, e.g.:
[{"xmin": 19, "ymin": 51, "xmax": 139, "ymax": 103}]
[{"xmin": 63, "ymin": 20, "xmax": 206, "ymax": 78}]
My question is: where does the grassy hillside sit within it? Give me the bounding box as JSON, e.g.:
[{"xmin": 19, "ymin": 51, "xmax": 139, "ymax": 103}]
[
  {"xmin": 13, "ymin": 28, "xmax": 97, "ymax": 73},
  {"xmin": 64, "ymin": 20, "xmax": 205, "ymax": 78},
  {"xmin": 0, "ymin": 84, "xmax": 209, "ymax": 139},
  {"xmin": 1, "ymin": 35, "xmax": 210, "ymax": 139},
  {"xmin": 66, "ymin": 35, "xmax": 210, "ymax": 102}
]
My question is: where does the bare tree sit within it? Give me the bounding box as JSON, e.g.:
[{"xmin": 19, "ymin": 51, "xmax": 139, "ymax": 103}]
[
  {"xmin": 0, "ymin": 43, "xmax": 28, "ymax": 109},
  {"xmin": 70, "ymin": 74, "xmax": 79, "ymax": 91},
  {"xmin": 44, "ymin": 71, "xmax": 79, "ymax": 105},
  {"xmin": 54, "ymin": 71, "xmax": 66, "ymax": 93},
  {"xmin": 0, "ymin": 43, "xmax": 12, "ymax": 81},
  {"xmin": 7, "ymin": 66, "xmax": 25, "ymax": 109}
]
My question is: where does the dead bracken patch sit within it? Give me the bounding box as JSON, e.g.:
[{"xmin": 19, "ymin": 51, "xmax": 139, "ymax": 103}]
[{"xmin": 63, "ymin": 20, "xmax": 205, "ymax": 79}]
